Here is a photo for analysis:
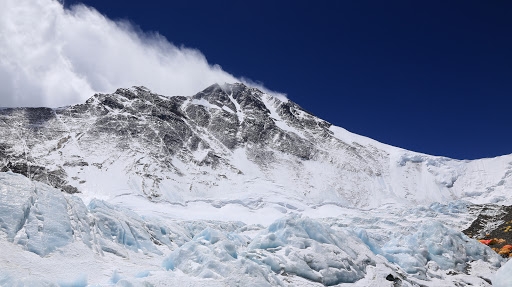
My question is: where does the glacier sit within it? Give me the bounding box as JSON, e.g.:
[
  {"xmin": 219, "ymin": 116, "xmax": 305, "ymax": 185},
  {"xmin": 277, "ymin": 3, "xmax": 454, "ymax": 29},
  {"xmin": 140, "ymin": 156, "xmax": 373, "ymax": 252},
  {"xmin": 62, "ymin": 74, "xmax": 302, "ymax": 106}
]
[
  {"xmin": 0, "ymin": 171, "xmax": 506, "ymax": 286},
  {"xmin": 0, "ymin": 83, "xmax": 511, "ymax": 286}
]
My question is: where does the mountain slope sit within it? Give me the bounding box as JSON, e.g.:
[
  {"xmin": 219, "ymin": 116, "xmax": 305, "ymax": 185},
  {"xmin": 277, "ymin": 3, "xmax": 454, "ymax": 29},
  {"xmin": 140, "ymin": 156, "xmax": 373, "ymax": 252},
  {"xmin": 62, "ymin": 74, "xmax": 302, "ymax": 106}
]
[{"xmin": 0, "ymin": 83, "xmax": 511, "ymax": 212}]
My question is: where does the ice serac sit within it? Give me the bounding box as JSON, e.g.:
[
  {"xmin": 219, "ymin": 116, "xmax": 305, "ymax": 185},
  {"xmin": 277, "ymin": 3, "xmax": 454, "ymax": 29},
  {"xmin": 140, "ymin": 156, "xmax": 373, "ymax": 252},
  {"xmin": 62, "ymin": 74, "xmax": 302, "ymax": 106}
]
[
  {"xmin": 0, "ymin": 172, "xmax": 73, "ymax": 256},
  {"xmin": 246, "ymin": 215, "xmax": 376, "ymax": 285},
  {"xmin": 0, "ymin": 172, "xmax": 181, "ymax": 258},
  {"xmin": 0, "ymin": 83, "xmax": 511, "ymax": 210},
  {"xmin": 0, "ymin": 173, "xmax": 503, "ymax": 286}
]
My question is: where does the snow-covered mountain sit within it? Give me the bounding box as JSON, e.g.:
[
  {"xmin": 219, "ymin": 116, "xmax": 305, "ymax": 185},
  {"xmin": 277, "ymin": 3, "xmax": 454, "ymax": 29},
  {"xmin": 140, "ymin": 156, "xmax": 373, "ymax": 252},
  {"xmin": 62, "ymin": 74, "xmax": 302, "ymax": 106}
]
[
  {"xmin": 1, "ymin": 83, "xmax": 511, "ymax": 210},
  {"xmin": 1, "ymin": 83, "xmax": 511, "ymax": 286}
]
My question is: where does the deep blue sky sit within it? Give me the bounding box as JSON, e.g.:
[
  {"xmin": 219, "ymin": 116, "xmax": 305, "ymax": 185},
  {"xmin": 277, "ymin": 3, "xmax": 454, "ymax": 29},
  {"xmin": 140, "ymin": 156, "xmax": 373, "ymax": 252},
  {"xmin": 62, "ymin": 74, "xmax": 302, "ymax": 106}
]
[{"xmin": 66, "ymin": 0, "xmax": 511, "ymax": 160}]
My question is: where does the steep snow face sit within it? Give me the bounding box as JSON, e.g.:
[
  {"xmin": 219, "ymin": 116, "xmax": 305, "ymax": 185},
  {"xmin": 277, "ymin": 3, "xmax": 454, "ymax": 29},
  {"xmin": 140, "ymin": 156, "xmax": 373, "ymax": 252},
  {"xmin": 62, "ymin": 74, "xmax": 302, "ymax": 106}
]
[
  {"xmin": 0, "ymin": 172, "xmax": 504, "ymax": 286},
  {"xmin": 0, "ymin": 83, "xmax": 511, "ymax": 211}
]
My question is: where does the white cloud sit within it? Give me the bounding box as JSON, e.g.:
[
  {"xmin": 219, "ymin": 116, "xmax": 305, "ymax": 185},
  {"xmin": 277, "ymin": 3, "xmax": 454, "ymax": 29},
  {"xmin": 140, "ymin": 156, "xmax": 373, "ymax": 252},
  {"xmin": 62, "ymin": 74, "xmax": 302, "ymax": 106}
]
[{"xmin": 0, "ymin": 0, "xmax": 269, "ymax": 108}]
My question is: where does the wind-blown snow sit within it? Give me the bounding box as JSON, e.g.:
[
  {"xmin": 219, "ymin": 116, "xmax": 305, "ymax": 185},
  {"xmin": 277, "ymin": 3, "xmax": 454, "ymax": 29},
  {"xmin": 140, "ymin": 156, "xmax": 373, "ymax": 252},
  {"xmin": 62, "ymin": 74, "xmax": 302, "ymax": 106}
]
[{"xmin": 0, "ymin": 0, "xmax": 286, "ymax": 108}]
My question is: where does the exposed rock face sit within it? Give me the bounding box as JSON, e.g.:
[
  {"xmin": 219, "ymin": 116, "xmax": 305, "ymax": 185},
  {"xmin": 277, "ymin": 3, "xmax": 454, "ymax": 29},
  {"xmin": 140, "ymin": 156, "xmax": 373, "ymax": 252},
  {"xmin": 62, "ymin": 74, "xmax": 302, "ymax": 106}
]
[{"xmin": 0, "ymin": 83, "xmax": 511, "ymax": 208}]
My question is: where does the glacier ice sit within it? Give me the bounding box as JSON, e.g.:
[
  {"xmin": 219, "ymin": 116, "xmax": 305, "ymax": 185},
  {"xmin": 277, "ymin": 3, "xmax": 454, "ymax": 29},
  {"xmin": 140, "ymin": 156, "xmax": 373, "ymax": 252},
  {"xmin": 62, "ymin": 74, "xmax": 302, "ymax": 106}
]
[
  {"xmin": 0, "ymin": 172, "xmax": 73, "ymax": 256},
  {"xmin": 164, "ymin": 215, "xmax": 378, "ymax": 286},
  {"xmin": 246, "ymin": 215, "xmax": 376, "ymax": 285},
  {"xmin": 493, "ymin": 258, "xmax": 512, "ymax": 287},
  {"xmin": 0, "ymin": 172, "xmax": 506, "ymax": 286},
  {"xmin": 0, "ymin": 272, "xmax": 88, "ymax": 287},
  {"xmin": 163, "ymin": 227, "xmax": 284, "ymax": 286},
  {"xmin": 57, "ymin": 275, "xmax": 88, "ymax": 287},
  {"xmin": 0, "ymin": 173, "xmax": 35, "ymax": 240},
  {"xmin": 428, "ymin": 200, "xmax": 469, "ymax": 214},
  {"xmin": 89, "ymin": 199, "xmax": 165, "ymax": 256},
  {"xmin": 0, "ymin": 172, "xmax": 184, "ymax": 257},
  {"xmin": 0, "ymin": 275, "xmax": 54, "ymax": 287},
  {"xmin": 109, "ymin": 270, "xmax": 122, "ymax": 284},
  {"xmin": 380, "ymin": 221, "xmax": 502, "ymax": 277}
]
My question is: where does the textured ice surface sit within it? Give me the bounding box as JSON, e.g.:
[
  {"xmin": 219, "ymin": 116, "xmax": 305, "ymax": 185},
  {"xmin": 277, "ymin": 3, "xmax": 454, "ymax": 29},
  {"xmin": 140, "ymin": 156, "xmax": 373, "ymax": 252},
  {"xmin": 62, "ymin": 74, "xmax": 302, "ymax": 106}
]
[
  {"xmin": 0, "ymin": 172, "xmax": 183, "ymax": 258},
  {"xmin": 247, "ymin": 215, "xmax": 375, "ymax": 285},
  {"xmin": 0, "ymin": 172, "xmax": 505, "ymax": 286},
  {"xmin": 0, "ymin": 272, "xmax": 88, "ymax": 287},
  {"xmin": 164, "ymin": 227, "xmax": 284, "ymax": 287},
  {"xmin": 493, "ymin": 258, "xmax": 512, "ymax": 287},
  {"xmin": 89, "ymin": 199, "xmax": 166, "ymax": 256},
  {"xmin": 163, "ymin": 215, "xmax": 380, "ymax": 286},
  {"xmin": 0, "ymin": 274, "xmax": 53, "ymax": 287},
  {"xmin": 0, "ymin": 172, "xmax": 73, "ymax": 255},
  {"xmin": 380, "ymin": 221, "xmax": 502, "ymax": 277}
]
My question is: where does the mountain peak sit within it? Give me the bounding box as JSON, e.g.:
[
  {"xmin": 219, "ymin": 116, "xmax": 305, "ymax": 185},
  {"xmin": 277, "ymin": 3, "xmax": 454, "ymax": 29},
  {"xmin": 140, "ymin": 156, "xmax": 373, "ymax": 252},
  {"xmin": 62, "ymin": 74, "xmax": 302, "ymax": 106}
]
[{"xmin": 0, "ymin": 83, "xmax": 511, "ymax": 209}]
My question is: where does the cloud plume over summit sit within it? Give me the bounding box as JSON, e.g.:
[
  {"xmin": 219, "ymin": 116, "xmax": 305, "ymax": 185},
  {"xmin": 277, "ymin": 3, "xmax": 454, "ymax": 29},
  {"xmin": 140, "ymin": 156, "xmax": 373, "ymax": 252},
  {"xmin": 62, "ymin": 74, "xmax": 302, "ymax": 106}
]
[{"xmin": 0, "ymin": 0, "xmax": 241, "ymax": 107}]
